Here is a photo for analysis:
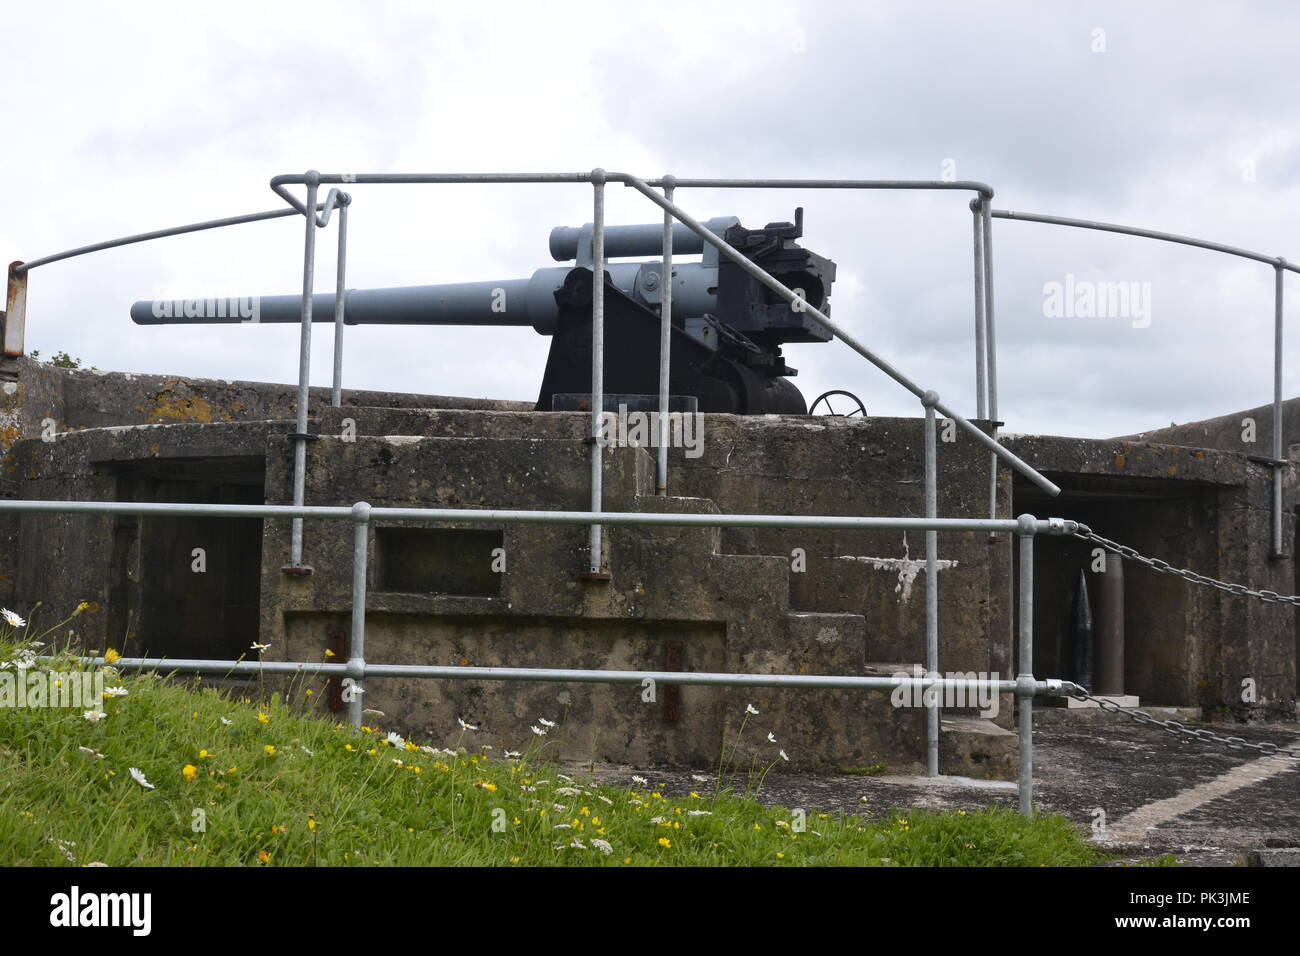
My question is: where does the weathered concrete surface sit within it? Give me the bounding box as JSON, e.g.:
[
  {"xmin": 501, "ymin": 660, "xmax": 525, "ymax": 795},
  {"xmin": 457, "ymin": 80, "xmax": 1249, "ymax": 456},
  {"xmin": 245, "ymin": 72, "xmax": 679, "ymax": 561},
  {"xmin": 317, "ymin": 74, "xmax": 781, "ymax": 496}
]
[
  {"xmin": 260, "ymin": 418, "xmax": 1004, "ymax": 773},
  {"xmin": 0, "ymin": 354, "xmax": 529, "ymax": 449},
  {"xmin": 583, "ymin": 716, "xmax": 1300, "ymax": 866},
  {"xmin": 1123, "ymin": 396, "xmax": 1300, "ymax": 466},
  {"xmin": 2, "ymin": 358, "xmax": 1296, "ymax": 779}
]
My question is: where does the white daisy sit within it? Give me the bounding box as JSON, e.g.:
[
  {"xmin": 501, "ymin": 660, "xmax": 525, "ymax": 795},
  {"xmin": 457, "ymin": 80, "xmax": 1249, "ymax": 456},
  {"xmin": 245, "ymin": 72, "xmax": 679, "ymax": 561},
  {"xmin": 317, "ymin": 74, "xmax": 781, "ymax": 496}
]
[
  {"xmin": 766, "ymin": 732, "xmax": 777, "ymax": 743},
  {"xmin": 219, "ymin": 717, "xmax": 233, "ymax": 726},
  {"xmin": 537, "ymin": 717, "xmax": 556, "ymax": 728},
  {"xmin": 250, "ymin": 642, "xmax": 271, "ymax": 652},
  {"xmin": 128, "ymin": 767, "xmax": 155, "ymax": 790},
  {"xmin": 457, "ymin": 718, "xmax": 478, "ymax": 731},
  {"xmin": 83, "ymin": 710, "xmax": 107, "ymax": 724},
  {"xmin": 631, "ymin": 775, "xmax": 648, "ymax": 785},
  {"xmin": 385, "ymin": 732, "xmax": 405, "ymax": 747},
  {"xmin": 103, "ymin": 687, "xmax": 129, "ymax": 699},
  {"xmin": 530, "ymin": 725, "xmax": 547, "ymax": 736},
  {"xmin": 745, "ymin": 704, "xmax": 759, "ymax": 716},
  {"xmin": 2, "ymin": 608, "xmax": 26, "ymax": 628},
  {"xmin": 504, "ymin": 750, "xmax": 522, "ymax": 759},
  {"xmin": 779, "ymin": 749, "xmax": 789, "ymax": 761}
]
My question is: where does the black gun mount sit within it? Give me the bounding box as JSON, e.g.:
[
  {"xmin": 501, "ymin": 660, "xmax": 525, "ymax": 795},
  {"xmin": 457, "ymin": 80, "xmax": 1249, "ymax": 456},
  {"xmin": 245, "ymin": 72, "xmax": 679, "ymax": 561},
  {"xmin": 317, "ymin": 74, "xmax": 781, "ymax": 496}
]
[{"xmin": 131, "ymin": 210, "xmax": 836, "ymax": 415}]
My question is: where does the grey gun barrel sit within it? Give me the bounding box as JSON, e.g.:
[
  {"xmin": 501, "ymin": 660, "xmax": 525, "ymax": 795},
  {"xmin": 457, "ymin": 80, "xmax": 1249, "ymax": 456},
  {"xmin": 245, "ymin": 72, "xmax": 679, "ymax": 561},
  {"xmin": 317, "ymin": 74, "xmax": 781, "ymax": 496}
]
[
  {"xmin": 132, "ymin": 261, "xmax": 718, "ymax": 334},
  {"xmin": 549, "ymin": 216, "xmax": 738, "ymax": 261}
]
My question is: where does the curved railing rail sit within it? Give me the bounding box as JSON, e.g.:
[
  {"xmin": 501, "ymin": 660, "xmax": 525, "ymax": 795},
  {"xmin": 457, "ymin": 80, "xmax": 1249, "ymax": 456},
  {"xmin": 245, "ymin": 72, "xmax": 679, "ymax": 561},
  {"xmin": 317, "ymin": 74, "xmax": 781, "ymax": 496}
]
[{"xmin": 992, "ymin": 207, "xmax": 1293, "ymax": 558}]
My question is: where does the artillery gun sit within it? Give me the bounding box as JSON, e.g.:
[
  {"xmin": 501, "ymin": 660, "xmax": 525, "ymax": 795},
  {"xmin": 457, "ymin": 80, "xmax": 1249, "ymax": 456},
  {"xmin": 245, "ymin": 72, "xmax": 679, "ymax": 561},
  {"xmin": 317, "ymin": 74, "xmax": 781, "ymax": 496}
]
[{"xmin": 132, "ymin": 210, "xmax": 837, "ymax": 415}]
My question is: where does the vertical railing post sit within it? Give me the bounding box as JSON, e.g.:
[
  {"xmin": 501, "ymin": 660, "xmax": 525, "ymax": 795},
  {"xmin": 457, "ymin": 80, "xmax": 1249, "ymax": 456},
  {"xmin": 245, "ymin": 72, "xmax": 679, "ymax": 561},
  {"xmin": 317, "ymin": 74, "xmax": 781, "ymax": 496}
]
[
  {"xmin": 1272, "ymin": 259, "xmax": 1286, "ymax": 559},
  {"xmin": 1015, "ymin": 514, "xmax": 1037, "ymax": 816},
  {"xmin": 289, "ymin": 171, "xmax": 319, "ymax": 571},
  {"xmin": 657, "ymin": 175, "xmax": 676, "ymax": 495},
  {"xmin": 588, "ymin": 169, "xmax": 607, "ymax": 575},
  {"xmin": 347, "ymin": 501, "xmax": 371, "ymax": 728},
  {"xmin": 970, "ymin": 199, "xmax": 987, "ymax": 421},
  {"xmin": 331, "ymin": 196, "xmax": 351, "ymax": 409},
  {"xmin": 982, "ymin": 198, "xmax": 1001, "ymax": 523},
  {"xmin": 4, "ymin": 261, "xmax": 28, "ymax": 358},
  {"xmin": 922, "ymin": 391, "xmax": 941, "ymax": 777}
]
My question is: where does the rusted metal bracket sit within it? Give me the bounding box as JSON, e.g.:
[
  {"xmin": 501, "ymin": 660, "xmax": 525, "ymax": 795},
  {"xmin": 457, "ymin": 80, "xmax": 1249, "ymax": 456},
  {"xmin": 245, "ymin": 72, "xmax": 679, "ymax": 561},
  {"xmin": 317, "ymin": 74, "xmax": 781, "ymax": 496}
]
[
  {"xmin": 4, "ymin": 262, "xmax": 27, "ymax": 357},
  {"xmin": 663, "ymin": 641, "xmax": 682, "ymax": 722}
]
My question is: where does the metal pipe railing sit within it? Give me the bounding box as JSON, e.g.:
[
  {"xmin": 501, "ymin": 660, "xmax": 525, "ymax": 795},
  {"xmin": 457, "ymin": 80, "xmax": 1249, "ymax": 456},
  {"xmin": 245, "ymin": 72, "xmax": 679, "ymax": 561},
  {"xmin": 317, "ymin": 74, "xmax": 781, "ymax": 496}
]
[
  {"xmin": 331, "ymin": 200, "xmax": 351, "ymax": 408},
  {"xmin": 981, "ymin": 198, "xmax": 1001, "ymax": 522},
  {"xmin": 657, "ymin": 176, "xmax": 675, "ymax": 495},
  {"xmin": 993, "ymin": 207, "xmax": 1295, "ymax": 559},
  {"xmin": 588, "ymin": 172, "xmax": 607, "ymax": 575},
  {"xmin": 8, "ymin": 495, "xmax": 1073, "ymax": 813},
  {"xmin": 10, "ymin": 203, "xmax": 331, "ymax": 275},
  {"xmin": 0, "ymin": 496, "xmax": 1078, "ymax": 533},
  {"xmin": 1017, "ymin": 519, "xmax": 1037, "ymax": 815},
  {"xmin": 923, "ymin": 393, "xmax": 940, "ymax": 776}
]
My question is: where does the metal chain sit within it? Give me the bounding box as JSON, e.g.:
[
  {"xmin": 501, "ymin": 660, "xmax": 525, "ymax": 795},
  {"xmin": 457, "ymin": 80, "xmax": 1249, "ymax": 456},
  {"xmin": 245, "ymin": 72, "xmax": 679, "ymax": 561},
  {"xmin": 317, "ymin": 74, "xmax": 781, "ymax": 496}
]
[
  {"xmin": 1075, "ymin": 524, "xmax": 1300, "ymax": 606},
  {"xmin": 1065, "ymin": 687, "xmax": 1300, "ymax": 759}
]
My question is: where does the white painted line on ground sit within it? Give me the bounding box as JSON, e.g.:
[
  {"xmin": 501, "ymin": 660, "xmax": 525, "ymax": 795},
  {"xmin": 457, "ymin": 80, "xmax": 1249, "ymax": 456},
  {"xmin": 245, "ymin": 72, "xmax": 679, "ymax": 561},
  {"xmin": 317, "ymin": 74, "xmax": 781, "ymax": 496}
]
[{"xmin": 1100, "ymin": 740, "xmax": 1300, "ymax": 845}]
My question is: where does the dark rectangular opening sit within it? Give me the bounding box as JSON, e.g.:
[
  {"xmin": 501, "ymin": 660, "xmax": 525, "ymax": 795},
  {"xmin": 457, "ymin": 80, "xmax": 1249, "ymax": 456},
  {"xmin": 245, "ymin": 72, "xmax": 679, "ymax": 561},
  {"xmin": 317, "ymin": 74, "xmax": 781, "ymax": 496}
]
[
  {"xmin": 375, "ymin": 527, "xmax": 503, "ymax": 597},
  {"xmin": 107, "ymin": 457, "xmax": 265, "ymax": 661}
]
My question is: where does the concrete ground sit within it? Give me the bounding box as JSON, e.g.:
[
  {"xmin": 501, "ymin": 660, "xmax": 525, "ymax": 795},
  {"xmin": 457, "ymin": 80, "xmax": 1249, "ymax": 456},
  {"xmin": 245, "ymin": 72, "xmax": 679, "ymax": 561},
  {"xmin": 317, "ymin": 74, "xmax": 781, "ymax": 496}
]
[{"xmin": 585, "ymin": 711, "xmax": 1300, "ymax": 866}]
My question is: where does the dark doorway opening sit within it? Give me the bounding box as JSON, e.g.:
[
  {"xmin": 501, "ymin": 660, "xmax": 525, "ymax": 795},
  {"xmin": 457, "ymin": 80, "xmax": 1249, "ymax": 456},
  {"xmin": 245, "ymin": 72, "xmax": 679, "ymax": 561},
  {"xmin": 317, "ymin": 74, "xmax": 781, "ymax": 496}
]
[
  {"xmin": 107, "ymin": 457, "xmax": 264, "ymax": 662},
  {"xmin": 1015, "ymin": 472, "xmax": 1215, "ymax": 706}
]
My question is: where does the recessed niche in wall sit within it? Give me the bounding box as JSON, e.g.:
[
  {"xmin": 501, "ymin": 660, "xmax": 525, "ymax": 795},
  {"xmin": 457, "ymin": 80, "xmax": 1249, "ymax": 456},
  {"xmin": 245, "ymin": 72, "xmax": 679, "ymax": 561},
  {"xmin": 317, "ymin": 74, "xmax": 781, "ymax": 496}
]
[{"xmin": 375, "ymin": 527, "xmax": 503, "ymax": 597}]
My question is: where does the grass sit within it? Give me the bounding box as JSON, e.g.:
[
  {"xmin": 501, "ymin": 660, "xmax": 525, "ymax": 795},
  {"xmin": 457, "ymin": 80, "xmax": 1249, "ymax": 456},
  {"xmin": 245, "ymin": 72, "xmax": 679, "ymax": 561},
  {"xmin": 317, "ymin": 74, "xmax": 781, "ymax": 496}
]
[{"xmin": 0, "ymin": 618, "xmax": 1106, "ymax": 867}]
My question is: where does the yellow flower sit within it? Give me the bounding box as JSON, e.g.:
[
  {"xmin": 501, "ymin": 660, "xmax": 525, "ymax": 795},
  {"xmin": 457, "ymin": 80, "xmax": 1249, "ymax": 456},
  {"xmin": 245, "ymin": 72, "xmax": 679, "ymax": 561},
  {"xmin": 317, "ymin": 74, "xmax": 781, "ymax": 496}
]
[
  {"xmin": 258, "ymin": 713, "xmax": 270, "ymax": 724},
  {"xmin": 258, "ymin": 850, "xmax": 271, "ymax": 864},
  {"xmin": 104, "ymin": 648, "xmax": 121, "ymax": 664},
  {"xmin": 198, "ymin": 749, "xmax": 212, "ymax": 759},
  {"xmin": 623, "ymin": 857, "xmax": 632, "ymax": 864},
  {"xmin": 344, "ymin": 744, "xmax": 355, "ymax": 752},
  {"xmin": 657, "ymin": 837, "xmax": 671, "ymax": 848},
  {"xmin": 776, "ymin": 852, "xmax": 785, "ymax": 859},
  {"xmin": 754, "ymin": 823, "xmax": 762, "ymax": 831},
  {"xmin": 181, "ymin": 764, "xmax": 198, "ymax": 782},
  {"xmin": 308, "ymin": 818, "xmax": 318, "ymax": 832},
  {"xmin": 305, "ymin": 689, "xmax": 314, "ymax": 697},
  {"xmin": 263, "ymin": 745, "xmax": 277, "ymax": 756},
  {"xmin": 325, "ymin": 648, "xmax": 336, "ymax": 658}
]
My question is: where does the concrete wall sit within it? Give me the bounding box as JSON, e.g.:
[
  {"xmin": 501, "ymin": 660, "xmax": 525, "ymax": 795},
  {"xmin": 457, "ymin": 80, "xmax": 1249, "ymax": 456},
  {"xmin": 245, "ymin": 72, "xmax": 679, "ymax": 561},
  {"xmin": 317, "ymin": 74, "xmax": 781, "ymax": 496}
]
[{"xmin": 3, "ymin": 358, "xmax": 1294, "ymax": 778}]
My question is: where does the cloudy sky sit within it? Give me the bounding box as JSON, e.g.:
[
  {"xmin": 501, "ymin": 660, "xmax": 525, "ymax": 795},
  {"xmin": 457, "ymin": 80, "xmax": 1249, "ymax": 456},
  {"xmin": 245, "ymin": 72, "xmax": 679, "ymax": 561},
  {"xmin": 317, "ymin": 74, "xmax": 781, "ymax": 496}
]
[{"xmin": 2, "ymin": 0, "xmax": 1296, "ymax": 438}]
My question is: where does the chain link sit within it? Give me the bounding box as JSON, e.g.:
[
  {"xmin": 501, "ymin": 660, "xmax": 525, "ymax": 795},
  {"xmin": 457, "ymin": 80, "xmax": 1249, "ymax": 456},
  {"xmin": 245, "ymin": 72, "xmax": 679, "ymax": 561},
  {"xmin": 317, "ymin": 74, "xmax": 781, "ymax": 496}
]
[
  {"xmin": 1065, "ymin": 687, "xmax": 1300, "ymax": 759},
  {"xmin": 1074, "ymin": 524, "xmax": 1300, "ymax": 606}
]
